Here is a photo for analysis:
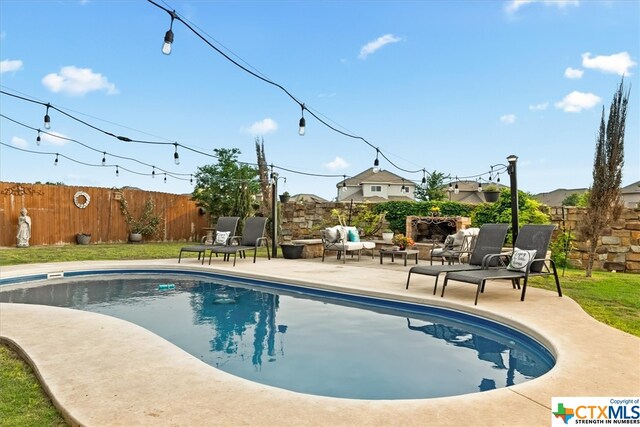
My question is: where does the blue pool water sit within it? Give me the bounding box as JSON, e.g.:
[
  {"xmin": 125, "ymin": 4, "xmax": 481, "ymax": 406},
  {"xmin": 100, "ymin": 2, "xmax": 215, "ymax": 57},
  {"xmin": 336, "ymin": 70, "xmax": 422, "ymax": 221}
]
[{"xmin": 0, "ymin": 270, "xmax": 554, "ymax": 400}]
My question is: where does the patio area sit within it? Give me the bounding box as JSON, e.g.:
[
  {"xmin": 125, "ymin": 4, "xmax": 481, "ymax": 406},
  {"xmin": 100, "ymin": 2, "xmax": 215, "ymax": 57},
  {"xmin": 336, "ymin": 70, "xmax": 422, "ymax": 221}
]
[{"xmin": 1, "ymin": 256, "xmax": 639, "ymax": 426}]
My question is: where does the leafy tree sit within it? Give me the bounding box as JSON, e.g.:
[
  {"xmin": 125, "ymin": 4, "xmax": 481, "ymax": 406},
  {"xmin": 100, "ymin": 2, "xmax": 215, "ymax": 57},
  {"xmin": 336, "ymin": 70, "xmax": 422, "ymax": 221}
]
[
  {"xmin": 192, "ymin": 148, "xmax": 260, "ymax": 225},
  {"xmin": 255, "ymin": 137, "xmax": 272, "ymax": 216},
  {"xmin": 579, "ymin": 79, "xmax": 629, "ymax": 277},
  {"xmin": 414, "ymin": 170, "xmax": 447, "ymax": 201},
  {"xmin": 561, "ymin": 192, "xmax": 588, "ymax": 207}
]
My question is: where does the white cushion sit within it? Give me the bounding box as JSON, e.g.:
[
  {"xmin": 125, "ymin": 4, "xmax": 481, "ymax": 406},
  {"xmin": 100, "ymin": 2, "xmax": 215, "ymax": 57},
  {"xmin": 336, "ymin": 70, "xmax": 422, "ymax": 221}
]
[
  {"xmin": 507, "ymin": 248, "xmax": 537, "ymax": 272},
  {"xmin": 324, "ymin": 227, "xmax": 338, "ymax": 243},
  {"xmin": 361, "ymin": 241, "xmax": 375, "ymax": 250},
  {"xmin": 341, "ymin": 242, "xmax": 364, "ymax": 251},
  {"xmin": 214, "ymin": 231, "xmax": 230, "ymax": 245}
]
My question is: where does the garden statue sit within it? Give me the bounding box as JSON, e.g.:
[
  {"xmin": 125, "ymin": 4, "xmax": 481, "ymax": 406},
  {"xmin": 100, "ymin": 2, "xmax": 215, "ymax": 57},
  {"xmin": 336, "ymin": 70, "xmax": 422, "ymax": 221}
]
[{"xmin": 16, "ymin": 207, "xmax": 32, "ymax": 248}]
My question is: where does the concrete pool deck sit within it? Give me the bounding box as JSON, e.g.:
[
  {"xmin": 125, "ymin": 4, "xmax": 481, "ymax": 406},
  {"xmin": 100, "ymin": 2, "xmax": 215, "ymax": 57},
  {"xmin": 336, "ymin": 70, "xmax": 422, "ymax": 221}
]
[{"xmin": 1, "ymin": 257, "xmax": 638, "ymax": 426}]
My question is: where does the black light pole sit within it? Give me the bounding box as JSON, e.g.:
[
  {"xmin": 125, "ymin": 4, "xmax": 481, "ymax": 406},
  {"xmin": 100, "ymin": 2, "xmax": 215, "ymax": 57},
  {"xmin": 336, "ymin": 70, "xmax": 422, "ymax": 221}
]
[
  {"xmin": 507, "ymin": 154, "xmax": 519, "ymax": 247},
  {"xmin": 270, "ymin": 172, "xmax": 279, "ymax": 258}
]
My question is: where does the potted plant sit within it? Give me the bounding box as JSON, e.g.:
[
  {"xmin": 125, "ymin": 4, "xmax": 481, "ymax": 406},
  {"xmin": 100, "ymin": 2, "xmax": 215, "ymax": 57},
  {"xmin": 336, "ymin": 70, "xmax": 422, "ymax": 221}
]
[
  {"xmin": 483, "ymin": 185, "xmax": 501, "ymax": 203},
  {"xmin": 382, "ymin": 229, "xmax": 394, "ymax": 243},
  {"xmin": 76, "ymin": 233, "xmax": 91, "ymax": 245},
  {"xmin": 279, "ymin": 192, "xmax": 291, "ymax": 203},
  {"xmin": 392, "ymin": 233, "xmax": 415, "ymax": 250},
  {"xmin": 119, "ymin": 197, "xmax": 162, "ymax": 243}
]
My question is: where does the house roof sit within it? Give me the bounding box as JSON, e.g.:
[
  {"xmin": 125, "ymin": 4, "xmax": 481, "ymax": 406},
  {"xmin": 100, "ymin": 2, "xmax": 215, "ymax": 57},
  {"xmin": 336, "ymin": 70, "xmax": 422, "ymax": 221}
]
[
  {"xmin": 438, "ymin": 180, "xmax": 508, "ymax": 204},
  {"xmin": 533, "ymin": 188, "xmax": 588, "ymax": 206},
  {"xmin": 340, "ymin": 188, "xmax": 414, "ymax": 202},
  {"xmin": 622, "ymin": 180, "xmax": 640, "ymax": 194},
  {"xmin": 290, "ymin": 193, "xmax": 329, "ymax": 203},
  {"xmin": 339, "ymin": 168, "xmax": 414, "ymax": 187}
]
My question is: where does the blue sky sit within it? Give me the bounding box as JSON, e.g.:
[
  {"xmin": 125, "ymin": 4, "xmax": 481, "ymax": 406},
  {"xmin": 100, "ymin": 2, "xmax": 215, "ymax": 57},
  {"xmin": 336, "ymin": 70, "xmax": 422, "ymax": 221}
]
[{"xmin": 1, "ymin": 0, "xmax": 638, "ymax": 201}]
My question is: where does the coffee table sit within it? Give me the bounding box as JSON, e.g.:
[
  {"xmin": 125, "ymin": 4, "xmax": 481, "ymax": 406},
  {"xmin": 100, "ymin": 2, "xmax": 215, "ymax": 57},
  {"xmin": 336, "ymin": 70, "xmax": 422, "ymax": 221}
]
[{"xmin": 379, "ymin": 248, "xmax": 419, "ymax": 266}]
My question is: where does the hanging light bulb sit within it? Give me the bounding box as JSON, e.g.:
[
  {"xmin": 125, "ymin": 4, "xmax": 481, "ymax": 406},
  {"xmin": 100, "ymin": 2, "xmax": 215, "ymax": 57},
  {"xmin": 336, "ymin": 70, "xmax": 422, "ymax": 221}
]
[
  {"xmin": 401, "ymin": 179, "xmax": 406, "ymax": 193},
  {"xmin": 36, "ymin": 130, "xmax": 41, "ymax": 146},
  {"xmin": 342, "ymin": 175, "xmax": 347, "ymax": 192},
  {"xmin": 478, "ymin": 181, "xmax": 483, "ymax": 192},
  {"xmin": 164, "ymin": 173, "xmax": 167, "ymax": 183},
  {"xmin": 190, "ymin": 174, "xmax": 193, "ymax": 184},
  {"xmin": 152, "ymin": 166, "xmax": 156, "ymax": 179},
  {"xmin": 162, "ymin": 11, "xmax": 176, "ymax": 55},
  {"xmin": 54, "ymin": 153, "xmax": 58, "ymax": 166},
  {"xmin": 497, "ymin": 174, "xmax": 501, "ymax": 183},
  {"xmin": 44, "ymin": 104, "xmax": 51, "ymax": 129},
  {"xmin": 448, "ymin": 182, "xmax": 453, "ymax": 192},
  {"xmin": 115, "ymin": 165, "xmax": 119, "ymax": 177},
  {"xmin": 454, "ymin": 182, "xmax": 459, "ymax": 194},
  {"xmin": 373, "ymin": 149, "xmax": 380, "ymax": 173},
  {"xmin": 174, "ymin": 143, "xmax": 180, "ymax": 165},
  {"xmin": 298, "ymin": 104, "xmax": 306, "ymax": 136},
  {"xmin": 101, "ymin": 152, "xmax": 106, "ymax": 166},
  {"xmin": 421, "ymin": 170, "xmax": 427, "ymax": 185}
]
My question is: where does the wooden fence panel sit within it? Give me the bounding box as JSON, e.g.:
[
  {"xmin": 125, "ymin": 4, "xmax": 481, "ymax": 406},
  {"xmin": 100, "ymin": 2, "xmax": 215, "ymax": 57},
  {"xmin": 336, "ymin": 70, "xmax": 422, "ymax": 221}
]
[{"xmin": 0, "ymin": 182, "xmax": 209, "ymax": 246}]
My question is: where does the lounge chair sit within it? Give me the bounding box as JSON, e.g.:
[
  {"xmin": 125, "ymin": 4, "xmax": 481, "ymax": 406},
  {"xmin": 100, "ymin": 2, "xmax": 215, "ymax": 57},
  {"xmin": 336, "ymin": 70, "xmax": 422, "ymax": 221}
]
[
  {"xmin": 441, "ymin": 224, "xmax": 562, "ymax": 305},
  {"xmin": 429, "ymin": 228, "xmax": 479, "ymax": 265},
  {"xmin": 208, "ymin": 216, "xmax": 270, "ymax": 266},
  {"xmin": 178, "ymin": 216, "xmax": 239, "ymax": 264},
  {"xmin": 320, "ymin": 226, "xmax": 363, "ymax": 263},
  {"xmin": 406, "ymin": 224, "xmax": 509, "ymax": 295}
]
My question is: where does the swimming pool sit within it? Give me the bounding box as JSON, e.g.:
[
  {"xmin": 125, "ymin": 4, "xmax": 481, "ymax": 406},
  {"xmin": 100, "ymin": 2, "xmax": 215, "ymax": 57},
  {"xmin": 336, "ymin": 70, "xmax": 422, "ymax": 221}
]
[{"xmin": 0, "ymin": 269, "xmax": 554, "ymax": 400}]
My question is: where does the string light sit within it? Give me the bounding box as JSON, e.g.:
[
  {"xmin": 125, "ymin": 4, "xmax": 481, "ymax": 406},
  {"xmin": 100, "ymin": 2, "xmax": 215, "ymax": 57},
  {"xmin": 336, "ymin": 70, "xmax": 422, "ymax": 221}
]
[
  {"xmin": 36, "ymin": 130, "xmax": 41, "ymax": 146},
  {"xmin": 152, "ymin": 166, "xmax": 156, "ymax": 178},
  {"xmin": 342, "ymin": 175, "xmax": 347, "ymax": 193},
  {"xmin": 477, "ymin": 180, "xmax": 483, "ymax": 192},
  {"xmin": 44, "ymin": 103, "xmax": 51, "ymax": 129},
  {"xmin": 54, "ymin": 153, "xmax": 58, "ymax": 166},
  {"xmin": 401, "ymin": 179, "xmax": 406, "ymax": 193},
  {"xmin": 101, "ymin": 152, "xmax": 106, "ymax": 166},
  {"xmin": 116, "ymin": 165, "xmax": 119, "ymax": 177},
  {"xmin": 373, "ymin": 148, "xmax": 380, "ymax": 173},
  {"xmin": 164, "ymin": 173, "xmax": 167, "ymax": 183},
  {"xmin": 190, "ymin": 174, "xmax": 193, "ymax": 184},
  {"xmin": 454, "ymin": 176, "xmax": 459, "ymax": 194},
  {"xmin": 421, "ymin": 169, "xmax": 427, "ymax": 185},
  {"xmin": 298, "ymin": 104, "xmax": 306, "ymax": 136},
  {"xmin": 162, "ymin": 10, "xmax": 177, "ymax": 55},
  {"xmin": 174, "ymin": 143, "xmax": 180, "ymax": 165}
]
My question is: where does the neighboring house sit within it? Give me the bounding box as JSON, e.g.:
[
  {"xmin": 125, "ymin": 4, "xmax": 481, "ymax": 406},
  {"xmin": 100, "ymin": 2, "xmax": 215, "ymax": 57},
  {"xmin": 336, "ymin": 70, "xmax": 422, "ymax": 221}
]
[
  {"xmin": 533, "ymin": 188, "xmax": 588, "ymax": 207},
  {"xmin": 621, "ymin": 180, "xmax": 640, "ymax": 208},
  {"xmin": 440, "ymin": 180, "xmax": 509, "ymax": 204},
  {"xmin": 533, "ymin": 181, "xmax": 639, "ymax": 207},
  {"xmin": 336, "ymin": 168, "xmax": 415, "ymax": 202},
  {"xmin": 290, "ymin": 193, "xmax": 329, "ymax": 203}
]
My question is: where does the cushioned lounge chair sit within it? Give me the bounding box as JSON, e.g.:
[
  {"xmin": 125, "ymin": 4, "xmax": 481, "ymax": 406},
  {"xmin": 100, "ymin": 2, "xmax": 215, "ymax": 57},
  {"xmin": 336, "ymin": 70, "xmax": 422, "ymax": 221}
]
[
  {"xmin": 406, "ymin": 224, "xmax": 509, "ymax": 295},
  {"xmin": 441, "ymin": 224, "xmax": 562, "ymax": 305},
  {"xmin": 429, "ymin": 228, "xmax": 479, "ymax": 265},
  {"xmin": 208, "ymin": 216, "xmax": 270, "ymax": 266},
  {"xmin": 178, "ymin": 216, "xmax": 239, "ymax": 264}
]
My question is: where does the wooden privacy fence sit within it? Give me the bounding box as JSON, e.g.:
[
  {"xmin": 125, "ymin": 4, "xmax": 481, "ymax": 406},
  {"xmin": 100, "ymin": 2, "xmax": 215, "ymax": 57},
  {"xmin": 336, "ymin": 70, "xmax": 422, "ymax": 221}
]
[{"xmin": 0, "ymin": 182, "xmax": 209, "ymax": 246}]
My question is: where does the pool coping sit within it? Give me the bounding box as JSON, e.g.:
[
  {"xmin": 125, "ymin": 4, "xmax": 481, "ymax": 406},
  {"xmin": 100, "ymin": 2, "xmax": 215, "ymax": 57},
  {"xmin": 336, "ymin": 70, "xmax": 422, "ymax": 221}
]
[{"xmin": 1, "ymin": 258, "xmax": 639, "ymax": 426}]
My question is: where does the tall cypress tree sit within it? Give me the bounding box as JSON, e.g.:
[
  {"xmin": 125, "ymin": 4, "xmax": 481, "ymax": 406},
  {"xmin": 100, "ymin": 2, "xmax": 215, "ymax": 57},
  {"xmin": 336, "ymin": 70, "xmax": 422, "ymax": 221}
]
[{"xmin": 580, "ymin": 79, "xmax": 629, "ymax": 277}]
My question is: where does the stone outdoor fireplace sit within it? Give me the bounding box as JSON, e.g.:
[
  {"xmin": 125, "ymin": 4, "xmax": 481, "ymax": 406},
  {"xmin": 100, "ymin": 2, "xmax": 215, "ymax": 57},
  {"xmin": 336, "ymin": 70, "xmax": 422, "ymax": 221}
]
[{"xmin": 405, "ymin": 216, "xmax": 471, "ymax": 244}]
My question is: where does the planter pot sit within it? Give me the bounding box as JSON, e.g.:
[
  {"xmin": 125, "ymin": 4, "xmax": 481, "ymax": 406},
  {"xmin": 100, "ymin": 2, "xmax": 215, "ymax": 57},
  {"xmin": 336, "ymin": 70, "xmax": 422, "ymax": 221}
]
[
  {"xmin": 382, "ymin": 232, "xmax": 394, "ymax": 243},
  {"xmin": 280, "ymin": 244, "xmax": 304, "ymax": 259},
  {"xmin": 76, "ymin": 233, "xmax": 91, "ymax": 245},
  {"xmin": 128, "ymin": 233, "xmax": 143, "ymax": 243},
  {"xmin": 279, "ymin": 195, "xmax": 290, "ymax": 203},
  {"xmin": 484, "ymin": 191, "xmax": 500, "ymax": 203}
]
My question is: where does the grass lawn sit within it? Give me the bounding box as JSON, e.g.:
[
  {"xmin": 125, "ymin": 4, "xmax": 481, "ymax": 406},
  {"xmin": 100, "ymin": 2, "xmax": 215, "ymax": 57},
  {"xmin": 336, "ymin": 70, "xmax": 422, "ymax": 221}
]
[{"xmin": 0, "ymin": 344, "xmax": 67, "ymax": 427}]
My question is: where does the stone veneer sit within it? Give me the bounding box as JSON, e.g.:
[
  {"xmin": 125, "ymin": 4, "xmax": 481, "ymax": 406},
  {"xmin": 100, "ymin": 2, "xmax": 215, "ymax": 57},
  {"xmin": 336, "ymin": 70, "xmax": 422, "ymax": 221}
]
[{"xmin": 549, "ymin": 207, "xmax": 640, "ymax": 273}]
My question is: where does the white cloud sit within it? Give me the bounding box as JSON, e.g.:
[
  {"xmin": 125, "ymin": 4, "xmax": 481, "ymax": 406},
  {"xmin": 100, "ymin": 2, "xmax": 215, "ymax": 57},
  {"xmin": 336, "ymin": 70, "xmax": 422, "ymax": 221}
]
[
  {"xmin": 500, "ymin": 114, "xmax": 516, "ymax": 124},
  {"xmin": 1, "ymin": 59, "xmax": 23, "ymax": 73},
  {"xmin": 564, "ymin": 67, "xmax": 584, "ymax": 79},
  {"xmin": 505, "ymin": 0, "xmax": 579, "ymax": 14},
  {"xmin": 324, "ymin": 156, "xmax": 349, "ymax": 170},
  {"xmin": 41, "ymin": 66, "xmax": 118, "ymax": 96},
  {"xmin": 11, "ymin": 136, "xmax": 27, "ymax": 148},
  {"xmin": 529, "ymin": 102, "xmax": 549, "ymax": 111},
  {"xmin": 42, "ymin": 131, "xmax": 69, "ymax": 146},
  {"xmin": 581, "ymin": 52, "xmax": 637, "ymax": 76},
  {"xmin": 555, "ymin": 91, "xmax": 601, "ymax": 113},
  {"xmin": 245, "ymin": 118, "xmax": 278, "ymax": 135},
  {"xmin": 358, "ymin": 34, "xmax": 402, "ymax": 60}
]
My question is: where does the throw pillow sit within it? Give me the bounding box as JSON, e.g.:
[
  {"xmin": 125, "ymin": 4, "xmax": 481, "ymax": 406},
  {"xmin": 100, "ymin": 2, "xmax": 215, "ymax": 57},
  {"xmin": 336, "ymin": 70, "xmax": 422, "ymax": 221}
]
[
  {"xmin": 214, "ymin": 231, "xmax": 231, "ymax": 245},
  {"xmin": 324, "ymin": 227, "xmax": 338, "ymax": 243},
  {"xmin": 347, "ymin": 228, "xmax": 360, "ymax": 242},
  {"xmin": 337, "ymin": 226, "xmax": 347, "ymax": 242},
  {"xmin": 507, "ymin": 248, "xmax": 537, "ymax": 272}
]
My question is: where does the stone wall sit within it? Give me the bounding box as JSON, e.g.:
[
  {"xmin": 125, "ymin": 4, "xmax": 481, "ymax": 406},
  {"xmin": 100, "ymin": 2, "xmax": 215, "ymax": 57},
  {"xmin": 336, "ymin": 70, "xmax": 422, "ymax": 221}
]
[{"xmin": 548, "ymin": 207, "xmax": 640, "ymax": 273}]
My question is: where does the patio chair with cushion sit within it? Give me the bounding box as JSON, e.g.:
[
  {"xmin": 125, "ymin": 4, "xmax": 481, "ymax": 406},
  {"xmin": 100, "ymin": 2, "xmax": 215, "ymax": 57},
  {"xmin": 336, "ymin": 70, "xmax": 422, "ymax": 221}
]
[
  {"xmin": 320, "ymin": 225, "xmax": 363, "ymax": 263},
  {"xmin": 178, "ymin": 216, "xmax": 239, "ymax": 264},
  {"xmin": 429, "ymin": 227, "xmax": 480, "ymax": 265},
  {"xmin": 406, "ymin": 223, "xmax": 509, "ymax": 295},
  {"xmin": 441, "ymin": 224, "xmax": 562, "ymax": 305},
  {"xmin": 208, "ymin": 216, "xmax": 270, "ymax": 266}
]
